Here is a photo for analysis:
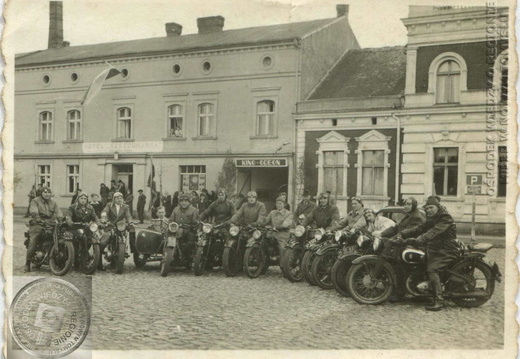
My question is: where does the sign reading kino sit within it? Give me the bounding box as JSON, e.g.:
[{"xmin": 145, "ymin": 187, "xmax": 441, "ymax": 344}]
[{"xmin": 235, "ymin": 158, "xmax": 288, "ymax": 167}]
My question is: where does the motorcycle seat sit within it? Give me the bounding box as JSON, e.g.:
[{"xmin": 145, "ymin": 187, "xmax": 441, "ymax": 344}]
[{"xmin": 467, "ymin": 242, "xmax": 493, "ymax": 252}]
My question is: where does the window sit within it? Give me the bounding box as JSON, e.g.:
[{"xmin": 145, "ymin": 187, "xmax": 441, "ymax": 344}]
[
  {"xmin": 38, "ymin": 165, "xmax": 51, "ymax": 188},
  {"xmin": 197, "ymin": 103, "xmax": 214, "ymax": 136},
  {"xmin": 67, "ymin": 110, "xmax": 82, "ymax": 140},
  {"xmin": 67, "ymin": 165, "xmax": 80, "ymax": 194},
  {"xmin": 498, "ymin": 146, "xmax": 507, "ymax": 197},
  {"xmin": 361, "ymin": 150, "xmax": 384, "ymax": 196},
  {"xmin": 256, "ymin": 100, "xmax": 275, "ymax": 136},
  {"xmin": 180, "ymin": 165, "xmax": 206, "ymax": 192},
  {"xmin": 39, "ymin": 111, "xmax": 53, "ymax": 141},
  {"xmin": 433, "ymin": 148, "xmax": 458, "ymax": 196},
  {"xmin": 436, "ymin": 60, "xmax": 460, "ymax": 104},
  {"xmin": 167, "ymin": 105, "xmax": 183, "ymax": 137},
  {"xmin": 117, "ymin": 107, "xmax": 132, "ymax": 139},
  {"xmin": 323, "ymin": 151, "xmax": 344, "ymax": 195}
]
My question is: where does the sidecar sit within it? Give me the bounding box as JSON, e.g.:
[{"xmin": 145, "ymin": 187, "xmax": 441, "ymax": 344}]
[{"xmin": 132, "ymin": 228, "xmax": 166, "ymax": 267}]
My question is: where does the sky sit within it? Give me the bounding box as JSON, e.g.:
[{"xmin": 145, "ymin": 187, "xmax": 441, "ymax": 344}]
[{"xmin": 3, "ymin": 0, "xmax": 507, "ymax": 55}]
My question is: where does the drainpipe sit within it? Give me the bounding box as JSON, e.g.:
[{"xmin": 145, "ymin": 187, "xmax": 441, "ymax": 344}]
[{"xmin": 391, "ymin": 113, "xmax": 401, "ymax": 205}]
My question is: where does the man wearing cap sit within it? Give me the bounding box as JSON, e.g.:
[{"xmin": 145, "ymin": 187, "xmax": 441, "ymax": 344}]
[
  {"xmin": 294, "ymin": 190, "xmax": 316, "ymax": 225},
  {"xmin": 170, "ymin": 193, "xmax": 199, "ymax": 260},
  {"xmin": 380, "ymin": 197, "xmax": 426, "ymax": 238},
  {"xmin": 26, "ymin": 186, "xmax": 64, "ymax": 272},
  {"xmin": 137, "ymin": 190, "xmax": 146, "ymax": 224},
  {"xmin": 278, "ymin": 192, "xmax": 290, "ymax": 211},
  {"xmin": 398, "ymin": 197, "xmax": 460, "ymax": 311},
  {"xmin": 262, "ymin": 197, "xmax": 293, "ymax": 262},
  {"xmin": 302, "ymin": 192, "xmax": 339, "ymax": 230},
  {"xmin": 66, "ymin": 192, "xmax": 99, "ymax": 226},
  {"xmin": 200, "ymin": 189, "xmax": 236, "ymax": 225},
  {"xmin": 333, "ymin": 197, "xmax": 366, "ymax": 231},
  {"xmin": 362, "ymin": 209, "xmax": 395, "ymax": 237},
  {"xmin": 230, "ymin": 191, "xmax": 267, "ymax": 226}
]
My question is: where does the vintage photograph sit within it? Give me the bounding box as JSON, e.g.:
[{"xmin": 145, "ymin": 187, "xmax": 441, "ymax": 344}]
[{"xmin": 2, "ymin": 0, "xmax": 517, "ymax": 357}]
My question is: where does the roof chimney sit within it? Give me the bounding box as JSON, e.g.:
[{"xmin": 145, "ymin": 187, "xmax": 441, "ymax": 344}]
[
  {"xmin": 48, "ymin": 1, "xmax": 66, "ymax": 49},
  {"xmin": 165, "ymin": 22, "xmax": 183, "ymax": 37},
  {"xmin": 197, "ymin": 16, "xmax": 225, "ymax": 34},
  {"xmin": 336, "ymin": 4, "xmax": 349, "ymax": 17}
]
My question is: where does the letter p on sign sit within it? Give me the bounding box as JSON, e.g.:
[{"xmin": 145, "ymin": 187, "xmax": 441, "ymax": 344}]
[{"xmin": 466, "ymin": 175, "xmax": 483, "ymax": 185}]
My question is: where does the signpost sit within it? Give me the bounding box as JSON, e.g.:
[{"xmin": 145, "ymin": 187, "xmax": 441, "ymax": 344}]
[{"xmin": 466, "ymin": 175, "xmax": 482, "ymax": 243}]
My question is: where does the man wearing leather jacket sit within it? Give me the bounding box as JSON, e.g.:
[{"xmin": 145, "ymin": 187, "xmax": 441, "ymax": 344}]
[
  {"xmin": 229, "ymin": 191, "xmax": 267, "ymax": 226},
  {"xmin": 66, "ymin": 192, "xmax": 100, "ymax": 226},
  {"xmin": 294, "ymin": 190, "xmax": 316, "ymax": 225},
  {"xmin": 302, "ymin": 192, "xmax": 339, "ymax": 231},
  {"xmin": 380, "ymin": 197, "xmax": 426, "ymax": 238},
  {"xmin": 262, "ymin": 197, "xmax": 294, "ymax": 261},
  {"xmin": 26, "ymin": 186, "xmax": 64, "ymax": 272},
  {"xmin": 200, "ymin": 189, "xmax": 236, "ymax": 224},
  {"xmin": 399, "ymin": 197, "xmax": 460, "ymax": 311},
  {"xmin": 169, "ymin": 193, "xmax": 199, "ymax": 260}
]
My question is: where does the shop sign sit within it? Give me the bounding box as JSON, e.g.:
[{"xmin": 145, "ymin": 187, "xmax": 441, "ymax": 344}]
[
  {"xmin": 235, "ymin": 158, "xmax": 287, "ymax": 167},
  {"xmin": 467, "ymin": 185, "xmax": 482, "ymax": 195},
  {"xmin": 83, "ymin": 141, "xmax": 163, "ymax": 153}
]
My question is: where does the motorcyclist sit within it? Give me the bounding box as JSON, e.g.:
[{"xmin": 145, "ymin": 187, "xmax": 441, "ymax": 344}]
[
  {"xmin": 294, "ymin": 190, "xmax": 316, "ymax": 226},
  {"xmin": 302, "ymin": 192, "xmax": 339, "ymax": 231},
  {"xmin": 398, "ymin": 197, "xmax": 460, "ymax": 311},
  {"xmin": 262, "ymin": 196, "xmax": 294, "ymax": 261},
  {"xmin": 200, "ymin": 189, "xmax": 236, "ymax": 224},
  {"xmin": 331, "ymin": 196, "xmax": 366, "ymax": 232},
  {"xmin": 169, "ymin": 193, "xmax": 199, "ymax": 260},
  {"xmin": 65, "ymin": 192, "xmax": 100, "ymax": 227},
  {"xmin": 229, "ymin": 191, "xmax": 267, "ymax": 227},
  {"xmin": 380, "ymin": 197, "xmax": 426, "ymax": 238},
  {"xmin": 148, "ymin": 206, "xmax": 170, "ymax": 235},
  {"xmin": 362, "ymin": 208, "xmax": 395, "ymax": 237},
  {"xmin": 26, "ymin": 186, "xmax": 64, "ymax": 272}
]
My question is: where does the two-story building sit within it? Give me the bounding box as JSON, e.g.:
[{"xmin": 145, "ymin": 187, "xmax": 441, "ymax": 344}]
[{"xmin": 14, "ymin": 2, "xmax": 359, "ymax": 213}]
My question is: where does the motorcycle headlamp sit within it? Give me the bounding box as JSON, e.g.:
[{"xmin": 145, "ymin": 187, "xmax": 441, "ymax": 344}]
[
  {"xmin": 229, "ymin": 225, "xmax": 239, "ymax": 237},
  {"xmin": 77, "ymin": 229, "xmax": 84, "ymax": 235},
  {"xmin": 202, "ymin": 224, "xmax": 212, "ymax": 234},
  {"xmin": 294, "ymin": 225, "xmax": 305, "ymax": 238},
  {"xmin": 253, "ymin": 230, "xmax": 262, "ymax": 239},
  {"xmin": 356, "ymin": 235, "xmax": 366, "ymax": 248},
  {"xmin": 169, "ymin": 222, "xmax": 179, "ymax": 233},
  {"xmin": 116, "ymin": 221, "xmax": 127, "ymax": 231},
  {"xmin": 335, "ymin": 231, "xmax": 342, "ymax": 242},
  {"xmin": 314, "ymin": 229, "xmax": 324, "ymax": 241},
  {"xmin": 89, "ymin": 223, "xmax": 98, "ymax": 232},
  {"xmin": 373, "ymin": 236, "xmax": 382, "ymax": 252}
]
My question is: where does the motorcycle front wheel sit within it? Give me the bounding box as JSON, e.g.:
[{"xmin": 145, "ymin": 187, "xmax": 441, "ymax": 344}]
[
  {"xmin": 49, "ymin": 241, "xmax": 75, "ymax": 276},
  {"xmin": 448, "ymin": 260, "xmax": 495, "ymax": 308},
  {"xmin": 331, "ymin": 256, "xmax": 356, "ymax": 297},
  {"xmin": 282, "ymin": 246, "xmax": 305, "ymax": 282},
  {"xmin": 244, "ymin": 245, "xmax": 265, "ymax": 278},
  {"xmin": 83, "ymin": 243, "xmax": 100, "ymax": 275},
  {"xmin": 160, "ymin": 247, "xmax": 174, "ymax": 277},
  {"xmin": 222, "ymin": 247, "xmax": 239, "ymax": 277},
  {"xmin": 193, "ymin": 246, "xmax": 208, "ymax": 276},
  {"xmin": 302, "ymin": 250, "xmax": 318, "ymax": 286},
  {"xmin": 115, "ymin": 244, "xmax": 125, "ymax": 274},
  {"xmin": 346, "ymin": 261, "xmax": 394, "ymax": 305},
  {"xmin": 311, "ymin": 250, "xmax": 338, "ymax": 289}
]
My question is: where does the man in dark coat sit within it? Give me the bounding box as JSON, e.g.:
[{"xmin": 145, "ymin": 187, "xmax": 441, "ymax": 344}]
[
  {"xmin": 380, "ymin": 197, "xmax": 426, "ymax": 238},
  {"xmin": 66, "ymin": 192, "xmax": 99, "ymax": 225},
  {"xmin": 399, "ymin": 197, "xmax": 460, "ymax": 311},
  {"xmin": 302, "ymin": 192, "xmax": 339, "ymax": 230},
  {"xmin": 294, "ymin": 190, "xmax": 316, "ymax": 225},
  {"xmin": 137, "ymin": 189, "xmax": 146, "ymax": 224},
  {"xmin": 170, "ymin": 193, "xmax": 199, "ymax": 259}
]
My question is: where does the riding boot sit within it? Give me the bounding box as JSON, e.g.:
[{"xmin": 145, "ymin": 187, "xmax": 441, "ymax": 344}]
[{"xmin": 425, "ymin": 272, "xmax": 444, "ymax": 311}]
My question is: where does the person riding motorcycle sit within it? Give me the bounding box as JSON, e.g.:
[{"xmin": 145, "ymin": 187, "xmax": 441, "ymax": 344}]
[
  {"xmin": 169, "ymin": 193, "xmax": 199, "ymax": 258},
  {"xmin": 200, "ymin": 189, "xmax": 236, "ymax": 225},
  {"xmin": 261, "ymin": 196, "xmax": 294, "ymax": 261},
  {"xmin": 65, "ymin": 192, "xmax": 100, "ymax": 228},
  {"xmin": 302, "ymin": 192, "xmax": 339, "ymax": 231},
  {"xmin": 294, "ymin": 190, "xmax": 316, "ymax": 226},
  {"xmin": 229, "ymin": 191, "xmax": 267, "ymax": 227},
  {"xmin": 380, "ymin": 197, "xmax": 426, "ymax": 238},
  {"xmin": 362, "ymin": 208, "xmax": 395, "ymax": 237},
  {"xmin": 26, "ymin": 186, "xmax": 64, "ymax": 272},
  {"xmin": 331, "ymin": 196, "xmax": 366, "ymax": 232},
  {"xmin": 99, "ymin": 192, "xmax": 133, "ymax": 270},
  {"xmin": 398, "ymin": 197, "xmax": 460, "ymax": 311}
]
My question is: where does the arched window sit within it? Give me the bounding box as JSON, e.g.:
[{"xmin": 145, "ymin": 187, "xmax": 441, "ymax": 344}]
[
  {"xmin": 39, "ymin": 111, "xmax": 53, "ymax": 141},
  {"xmin": 117, "ymin": 107, "xmax": 132, "ymax": 139},
  {"xmin": 436, "ymin": 60, "xmax": 461, "ymax": 104},
  {"xmin": 67, "ymin": 110, "xmax": 82, "ymax": 140},
  {"xmin": 197, "ymin": 103, "xmax": 214, "ymax": 137},
  {"xmin": 256, "ymin": 100, "xmax": 275, "ymax": 136},
  {"xmin": 168, "ymin": 104, "xmax": 183, "ymax": 137}
]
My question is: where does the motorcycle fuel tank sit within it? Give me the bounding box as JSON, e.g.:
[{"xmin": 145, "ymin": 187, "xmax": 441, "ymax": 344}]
[
  {"xmin": 135, "ymin": 229, "xmax": 164, "ymax": 254},
  {"xmin": 401, "ymin": 248, "xmax": 426, "ymax": 264}
]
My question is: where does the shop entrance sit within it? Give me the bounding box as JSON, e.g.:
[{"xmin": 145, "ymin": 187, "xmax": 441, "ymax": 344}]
[
  {"xmin": 113, "ymin": 164, "xmax": 133, "ymax": 194},
  {"xmin": 236, "ymin": 167, "xmax": 289, "ymax": 212}
]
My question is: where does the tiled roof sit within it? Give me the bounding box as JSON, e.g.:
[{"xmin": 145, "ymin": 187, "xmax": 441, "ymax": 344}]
[
  {"xmin": 16, "ymin": 17, "xmax": 339, "ymax": 67},
  {"xmin": 308, "ymin": 46, "xmax": 406, "ymax": 100}
]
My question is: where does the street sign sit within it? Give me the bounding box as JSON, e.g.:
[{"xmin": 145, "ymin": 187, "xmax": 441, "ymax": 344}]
[
  {"xmin": 467, "ymin": 185, "xmax": 482, "ymax": 194},
  {"xmin": 466, "ymin": 175, "xmax": 483, "ymax": 185}
]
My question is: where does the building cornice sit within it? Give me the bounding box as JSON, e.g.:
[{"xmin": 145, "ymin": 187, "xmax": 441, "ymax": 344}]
[{"xmin": 14, "ymin": 152, "xmax": 294, "ymax": 160}]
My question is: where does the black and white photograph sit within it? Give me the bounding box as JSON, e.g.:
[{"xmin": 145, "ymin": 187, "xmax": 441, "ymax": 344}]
[{"xmin": 2, "ymin": 0, "xmax": 517, "ymax": 357}]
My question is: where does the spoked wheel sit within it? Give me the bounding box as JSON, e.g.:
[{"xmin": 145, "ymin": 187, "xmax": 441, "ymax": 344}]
[
  {"xmin": 244, "ymin": 245, "xmax": 265, "ymax": 278},
  {"xmin": 133, "ymin": 253, "xmax": 149, "ymax": 268},
  {"xmin": 49, "ymin": 241, "xmax": 75, "ymax": 276},
  {"xmin": 331, "ymin": 256, "xmax": 357, "ymax": 297},
  {"xmin": 160, "ymin": 247, "xmax": 174, "ymax": 277},
  {"xmin": 447, "ymin": 260, "xmax": 495, "ymax": 308},
  {"xmin": 222, "ymin": 247, "xmax": 239, "ymax": 277},
  {"xmin": 302, "ymin": 250, "xmax": 318, "ymax": 286},
  {"xmin": 311, "ymin": 250, "xmax": 338, "ymax": 289},
  {"xmin": 82, "ymin": 243, "xmax": 101, "ymax": 275},
  {"xmin": 193, "ymin": 246, "xmax": 208, "ymax": 276},
  {"xmin": 346, "ymin": 261, "xmax": 394, "ymax": 305},
  {"xmin": 283, "ymin": 246, "xmax": 305, "ymax": 282}
]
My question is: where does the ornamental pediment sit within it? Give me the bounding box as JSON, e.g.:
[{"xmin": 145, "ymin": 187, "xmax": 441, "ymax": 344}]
[
  {"xmin": 316, "ymin": 131, "xmax": 350, "ymax": 144},
  {"xmin": 355, "ymin": 129, "xmax": 391, "ymax": 143}
]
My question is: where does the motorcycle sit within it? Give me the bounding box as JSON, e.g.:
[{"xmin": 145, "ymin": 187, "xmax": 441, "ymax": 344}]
[
  {"xmin": 133, "ymin": 219, "xmax": 170, "ymax": 267},
  {"xmin": 243, "ymin": 226, "xmax": 282, "ymax": 278},
  {"xmin": 193, "ymin": 222, "xmax": 227, "ymax": 276},
  {"xmin": 346, "ymin": 237, "xmax": 501, "ymax": 307},
  {"xmin": 160, "ymin": 222, "xmax": 197, "ymax": 277},
  {"xmin": 24, "ymin": 220, "xmax": 75, "ymax": 276},
  {"xmin": 281, "ymin": 225, "xmax": 312, "ymax": 282},
  {"xmin": 310, "ymin": 229, "xmax": 360, "ymax": 289},
  {"xmin": 101, "ymin": 221, "xmax": 133, "ymax": 274},
  {"xmin": 301, "ymin": 228, "xmax": 334, "ymax": 286},
  {"xmin": 222, "ymin": 224, "xmax": 248, "ymax": 277},
  {"xmin": 331, "ymin": 232, "xmax": 375, "ymax": 297},
  {"xmin": 67, "ymin": 222, "xmax": 101, "ymax": 275}
]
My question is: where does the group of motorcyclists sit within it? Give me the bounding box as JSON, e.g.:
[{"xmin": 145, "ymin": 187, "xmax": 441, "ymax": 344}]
[{"xmin": 25, "ymin": 183, "xmax": 475, "ymax": 311}]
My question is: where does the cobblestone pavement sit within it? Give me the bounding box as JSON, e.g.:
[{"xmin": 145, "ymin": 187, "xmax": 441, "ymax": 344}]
[{"xmin": 10, "ymin": 217, "xmax": 505, "ymax": 350}]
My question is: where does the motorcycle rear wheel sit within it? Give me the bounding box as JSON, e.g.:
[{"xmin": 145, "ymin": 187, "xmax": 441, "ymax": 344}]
[
  {"xmin": 115, "ymin": 244, "xmax": 125, "ymax": 274},
  {"xmin": 83, "ymin": 244, "xmax": 100, "ymax": 275},
  {"xmin": 222, "ymin": 247, "xmax": 239, "ymax": 277},
  {"xmin": 302, "ymin": 250, "xmax": 318, "ymax": 286},
  {"xmin": 331, "ymin": 257, "xmax": 355, "ymax": 297},
  {"xmin": 49, "ymin": 241, "xmax": 75, "ymax": 276},
  {"xmin": 311, "ymin": 251, "xmax": 337, "ymax": 290},
  {"xmin": 448, "ymin": 260, "xmax": 495, "ymax": 308},
  {"xmin": 193, "ymin": 247, "xmax": 208, "ymax": 276},
  {"xmin": 282, "ymin": 246, "xmax": 305, "ymax": 282},
  {"xmin": 160, "ymin": 247, "xmax": 174, "ymax": 277},
  {"xmin": 346, "ymin": 261, "xmax": 394, "ymax": 305},
  {"xmin": 244, "ymin": 245, "xmax": 265, "ymax": 278}
]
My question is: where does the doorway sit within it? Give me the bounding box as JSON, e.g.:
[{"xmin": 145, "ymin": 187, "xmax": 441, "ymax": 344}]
[{"xmin": 113, "ymin": 164, "xmax": 133, "ymax": 193}]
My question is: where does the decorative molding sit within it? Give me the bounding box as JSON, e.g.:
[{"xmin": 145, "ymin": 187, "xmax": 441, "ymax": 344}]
[
  {"xmin": 162, "ymin": 92, "xmax": 189, "ymax": 98},
  {"xmin": 192, "ymin": 91, "xmax": 220, "ymax": 96},
  {"xmin": 250, "ymin": 86, "xmax": 282, "ymax": 92}
]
